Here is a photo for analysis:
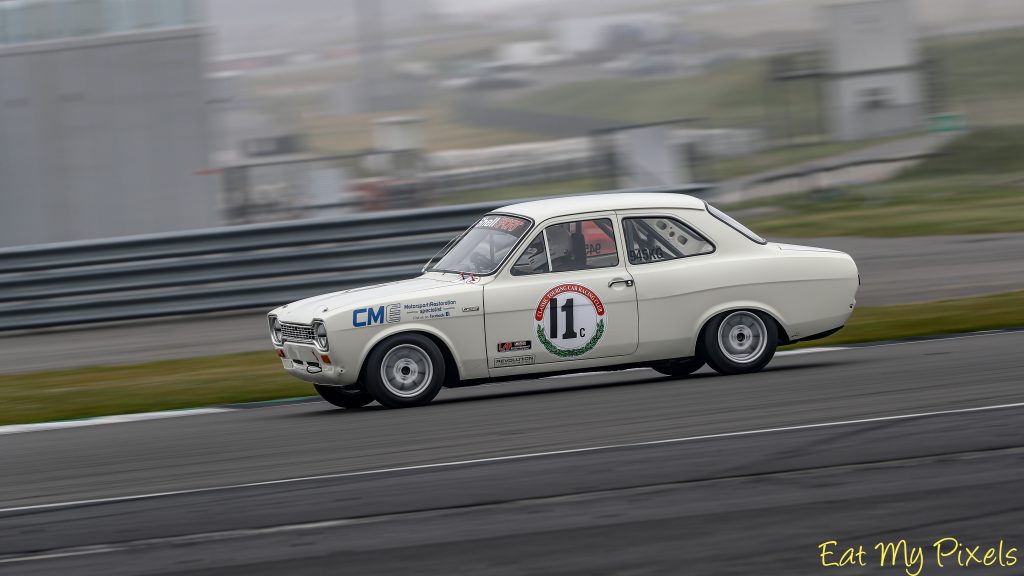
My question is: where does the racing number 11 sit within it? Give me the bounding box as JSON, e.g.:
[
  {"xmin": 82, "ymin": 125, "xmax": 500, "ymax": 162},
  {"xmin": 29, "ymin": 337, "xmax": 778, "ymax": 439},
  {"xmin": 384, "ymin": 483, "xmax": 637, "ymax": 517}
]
[{"xmin": 549, "ymin": 297, "xmax": 578, "ymax": 340}]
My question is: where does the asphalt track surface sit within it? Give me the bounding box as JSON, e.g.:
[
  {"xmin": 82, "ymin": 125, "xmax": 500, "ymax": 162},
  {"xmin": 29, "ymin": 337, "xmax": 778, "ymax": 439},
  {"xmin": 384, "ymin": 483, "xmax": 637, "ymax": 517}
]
[
  {"xmin": 2, "ymin": 233, "xmax": 1022, "ymax": 374},
  {"xmin": 1, "ymin": 331, "xmax": 1022, "ymax": 575}
]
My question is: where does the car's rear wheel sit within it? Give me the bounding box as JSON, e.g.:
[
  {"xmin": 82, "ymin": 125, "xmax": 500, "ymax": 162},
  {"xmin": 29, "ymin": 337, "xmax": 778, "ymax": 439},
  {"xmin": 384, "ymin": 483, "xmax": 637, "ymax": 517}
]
[
  {"xmin": 364, "ymin": 333, "xmax": 446, "ymax": 408},
  {"xmin": 314, "ymin": 384, "xmax": 374, "ymax": 409},
  {"xmin": 702, "ymin": 310, "xmax": 777, "ymax": 375},
  {"xmin": 652, "ymin": 357, "xmax": 705, "ymax": 378}
]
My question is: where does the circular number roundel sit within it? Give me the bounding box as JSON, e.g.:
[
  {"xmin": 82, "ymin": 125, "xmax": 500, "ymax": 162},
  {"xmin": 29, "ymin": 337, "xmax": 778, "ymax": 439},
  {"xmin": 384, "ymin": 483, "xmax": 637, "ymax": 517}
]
[{"xmin": 534, "ymin": 284, "xmax": 607, "ymax": 358}]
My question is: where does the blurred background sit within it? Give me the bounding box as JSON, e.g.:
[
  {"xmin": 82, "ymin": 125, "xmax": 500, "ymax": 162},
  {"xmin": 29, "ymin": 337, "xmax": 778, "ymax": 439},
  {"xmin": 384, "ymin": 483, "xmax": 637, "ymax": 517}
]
[
  {"xmin": 1, "ymin": 3, "xmax": 1024, "ymax": 574},
  {"xmin": 1, "ymin": 0, "xmax": 1022, "ymax": 242},
  {"xmin": 0, "ymin": 0, "xmax": 1022, "ymax": 419}
]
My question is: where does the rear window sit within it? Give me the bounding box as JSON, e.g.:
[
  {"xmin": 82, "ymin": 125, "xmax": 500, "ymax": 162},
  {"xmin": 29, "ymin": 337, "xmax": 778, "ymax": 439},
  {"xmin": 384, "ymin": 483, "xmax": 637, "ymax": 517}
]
[{"xmin": 704, "ymin": 202, "xmax": 767, "ymax": 245}]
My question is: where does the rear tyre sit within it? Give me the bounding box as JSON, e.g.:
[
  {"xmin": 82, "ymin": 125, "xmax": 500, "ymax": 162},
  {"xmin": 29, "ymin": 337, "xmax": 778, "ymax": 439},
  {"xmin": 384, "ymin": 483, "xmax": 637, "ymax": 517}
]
[
  {"xmin": 314, "ymin": 384, "xmax": 374, "ymax": 409},
  {"xmin": 701, "ymin": 310, "xmax": 778, "ymax": 375},
  {"xmin": 652, "ymin": 357, "xmax": 705, "ymax": 378},
  {"xmin": 364, "ymin": 333, "xmax": 446, "ymax": 409}
]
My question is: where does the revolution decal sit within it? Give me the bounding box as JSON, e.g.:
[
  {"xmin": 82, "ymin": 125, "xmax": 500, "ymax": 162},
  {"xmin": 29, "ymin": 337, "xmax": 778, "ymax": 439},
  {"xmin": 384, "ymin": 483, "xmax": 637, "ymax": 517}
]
[
  {"xmin": 494, "ymin": 355, "xmax": 535, "ymax": 367},
  {"xmin": 534, "ymin": 283, "xmax": 606, "ymax": 358}
]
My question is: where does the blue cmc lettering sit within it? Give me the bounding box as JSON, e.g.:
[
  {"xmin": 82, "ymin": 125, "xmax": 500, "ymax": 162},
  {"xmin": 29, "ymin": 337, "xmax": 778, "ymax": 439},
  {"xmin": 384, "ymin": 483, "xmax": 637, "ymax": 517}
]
[{"xmin": 353, "ymin": 306, "xmax": 386, "ymax": 327}]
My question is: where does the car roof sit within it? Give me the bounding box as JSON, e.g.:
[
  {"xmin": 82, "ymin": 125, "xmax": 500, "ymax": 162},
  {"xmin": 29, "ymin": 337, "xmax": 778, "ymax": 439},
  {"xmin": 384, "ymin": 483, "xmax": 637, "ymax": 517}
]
[{"xmin": 497, "ymin": 190, "xmax": 707, "ymax": 222}]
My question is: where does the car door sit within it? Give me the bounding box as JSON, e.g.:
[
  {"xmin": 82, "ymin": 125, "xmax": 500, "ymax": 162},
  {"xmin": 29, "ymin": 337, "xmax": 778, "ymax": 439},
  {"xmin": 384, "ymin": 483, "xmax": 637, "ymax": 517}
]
[
  {"xmin": 484, "ymin": 213, "xmax": 638, "ymax": 372},
  {"xmin": 619, "ymin": 210, "xmax": 718, "ymax": 359}
]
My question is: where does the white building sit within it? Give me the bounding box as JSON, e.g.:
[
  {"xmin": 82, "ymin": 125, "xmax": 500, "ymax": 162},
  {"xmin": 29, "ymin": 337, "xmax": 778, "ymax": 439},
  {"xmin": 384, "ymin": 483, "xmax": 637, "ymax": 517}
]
[
  {"xmin": 553, "ymin": 13, "xmax": 676, "ymax": 57},
  {"xmin": 822, "ymin": 0, "xmax": 924, "ymax": 141},
  {"xmin": 0, "ymin": 0, "xmax": 216, "ymax": 246}
]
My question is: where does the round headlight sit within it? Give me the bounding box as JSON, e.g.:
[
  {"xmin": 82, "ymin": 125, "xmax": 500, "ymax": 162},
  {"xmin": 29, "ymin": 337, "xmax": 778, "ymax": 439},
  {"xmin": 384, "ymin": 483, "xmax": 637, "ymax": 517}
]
[
  {"xmin": 313, "ymin": 321, "xmax": 329, "ymax": 352},
  {"xmin": 269, "ymin": 316, "xmax": 283, "ymax": 345}
]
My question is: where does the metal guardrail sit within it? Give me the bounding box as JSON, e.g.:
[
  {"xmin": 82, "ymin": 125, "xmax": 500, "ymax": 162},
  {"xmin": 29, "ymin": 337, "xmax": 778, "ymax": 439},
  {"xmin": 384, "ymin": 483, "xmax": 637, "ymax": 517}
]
[{"xmin": 0, "ymin": 187, "xmax": 711, "ymax": 332}]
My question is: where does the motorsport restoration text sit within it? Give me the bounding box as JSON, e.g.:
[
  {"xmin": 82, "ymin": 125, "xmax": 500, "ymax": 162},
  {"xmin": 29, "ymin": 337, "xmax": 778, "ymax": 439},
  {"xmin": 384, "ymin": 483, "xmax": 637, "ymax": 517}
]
[{"xmin": 820, "ymin": 538, "xmax": 1018, "ymax": 575}]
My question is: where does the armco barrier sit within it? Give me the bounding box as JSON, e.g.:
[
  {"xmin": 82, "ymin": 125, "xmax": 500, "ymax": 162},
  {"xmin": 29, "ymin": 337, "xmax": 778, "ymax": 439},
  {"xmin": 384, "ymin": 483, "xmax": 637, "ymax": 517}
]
[{"xmin": 0, "ymin": 187, "xmax": 710, "ymax": 331}]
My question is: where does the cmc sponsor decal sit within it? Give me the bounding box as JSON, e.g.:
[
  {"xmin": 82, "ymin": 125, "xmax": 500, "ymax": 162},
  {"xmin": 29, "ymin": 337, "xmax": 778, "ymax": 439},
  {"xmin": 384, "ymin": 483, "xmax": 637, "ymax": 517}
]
[
  {"xmin": 534, "ymin": 283, "xmax": 606, "ymax": 358},
  {"xmin": 352, "ymin": 304, "xmax": 400, "ymax": 328}
]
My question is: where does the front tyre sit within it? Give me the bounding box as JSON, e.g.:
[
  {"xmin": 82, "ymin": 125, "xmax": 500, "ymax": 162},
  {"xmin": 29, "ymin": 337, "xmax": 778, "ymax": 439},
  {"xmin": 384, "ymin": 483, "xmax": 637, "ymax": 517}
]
[
  {"xmin": 364, "ymin": 333, "xmax": 446, "ymax": 408},
  {"xmin": 314, "ymin": 384, "xmax": 374, "ymax": 409},
  {"xmin": 702, "ymin": 310, "xmax": 777, "ymax": 375}
]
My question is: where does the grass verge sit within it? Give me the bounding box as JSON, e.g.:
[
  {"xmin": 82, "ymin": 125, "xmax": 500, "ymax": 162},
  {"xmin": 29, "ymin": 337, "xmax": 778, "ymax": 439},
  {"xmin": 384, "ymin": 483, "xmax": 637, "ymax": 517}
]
[
  {"xmin": 2, "ymin": 291, "xmax": 1024, "ymax": 426},
  {"xmin": 505, "ymin": 28, "xmax": 1024, "ymax": 131},
  {"xmin": 732, "ymin": 127, "xmax": 1024, "ymax": 237},
  {"xmin": 439, "ymin": 177, "xmax": 604, "ymax": 205},
  {"xmin": 785, "ymin": 291, "xmax": 1024, "ymax": 349}
]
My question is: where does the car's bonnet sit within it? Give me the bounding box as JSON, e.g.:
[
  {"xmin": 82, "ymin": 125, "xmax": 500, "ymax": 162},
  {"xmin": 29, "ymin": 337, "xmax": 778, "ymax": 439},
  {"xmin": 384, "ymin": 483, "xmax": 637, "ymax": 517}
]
[{"xmin": 273, "ymin": 275, "xmax": 461, "ymax": 323}]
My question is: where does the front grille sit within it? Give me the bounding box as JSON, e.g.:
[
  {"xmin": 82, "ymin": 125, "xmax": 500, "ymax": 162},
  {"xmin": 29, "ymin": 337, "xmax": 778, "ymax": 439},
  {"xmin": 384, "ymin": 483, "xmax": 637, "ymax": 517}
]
[{"xmin": 281, "ymin": 323, "xmax": 314, "ymax": 344}]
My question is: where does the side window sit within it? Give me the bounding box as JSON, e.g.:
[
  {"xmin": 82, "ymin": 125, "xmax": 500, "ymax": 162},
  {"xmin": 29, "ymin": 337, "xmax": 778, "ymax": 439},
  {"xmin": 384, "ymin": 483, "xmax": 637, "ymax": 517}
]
[
  {"xmin": 623, "ymin": 217, "xmax": 714, "ymax": 265},
  {"xmin": 511, "ymin": 234, "xmax": 549, "ymax": 276},
  {"xmin": 546, "ymin": 218, "xmax": 619, "ymax": 273}
]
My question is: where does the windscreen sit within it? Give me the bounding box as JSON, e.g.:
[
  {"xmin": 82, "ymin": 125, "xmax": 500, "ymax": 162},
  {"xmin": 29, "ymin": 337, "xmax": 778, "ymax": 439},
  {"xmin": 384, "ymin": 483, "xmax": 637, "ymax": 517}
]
[{"xmin": 428, "ymin": 215, "xmax": 531, "ymax": 275}]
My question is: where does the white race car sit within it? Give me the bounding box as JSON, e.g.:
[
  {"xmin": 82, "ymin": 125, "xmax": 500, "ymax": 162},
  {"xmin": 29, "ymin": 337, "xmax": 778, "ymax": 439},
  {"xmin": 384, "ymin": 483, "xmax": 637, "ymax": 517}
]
[{"xmin": 268, "ymin": 193, "xmax": 858, "ymax": 409}]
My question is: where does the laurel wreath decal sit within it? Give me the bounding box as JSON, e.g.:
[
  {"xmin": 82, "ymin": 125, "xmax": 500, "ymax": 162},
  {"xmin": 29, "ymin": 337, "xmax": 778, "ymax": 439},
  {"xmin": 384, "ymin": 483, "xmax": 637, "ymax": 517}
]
[{"xmin": 536, "ymin": 319, "xmax": 605, "ymax": 358}]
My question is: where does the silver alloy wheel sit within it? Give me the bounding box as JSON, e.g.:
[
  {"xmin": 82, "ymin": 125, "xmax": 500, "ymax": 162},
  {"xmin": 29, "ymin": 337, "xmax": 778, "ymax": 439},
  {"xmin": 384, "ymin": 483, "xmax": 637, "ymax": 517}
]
[
  {"xmin": 717, "ymin": 311, "xmax": 768, "ymax": 364},
  {"xmin": 379, "ymin": 344, "xmax": 434, "ymax": 398}
]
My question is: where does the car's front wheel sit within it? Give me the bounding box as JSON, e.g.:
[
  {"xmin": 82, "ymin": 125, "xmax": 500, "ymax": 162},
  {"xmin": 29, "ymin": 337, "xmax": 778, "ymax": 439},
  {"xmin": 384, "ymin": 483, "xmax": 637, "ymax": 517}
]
[
  {"xmin": 314, "ymin": 384, "xmax": 374, "ymax": 409},
  {"xmin": 701, "ymin": 310, "xmax": 778, "ymax": 375},
  {"xmin": 364, "ymin": 333, "xmax": 446, "ymax": 408}
]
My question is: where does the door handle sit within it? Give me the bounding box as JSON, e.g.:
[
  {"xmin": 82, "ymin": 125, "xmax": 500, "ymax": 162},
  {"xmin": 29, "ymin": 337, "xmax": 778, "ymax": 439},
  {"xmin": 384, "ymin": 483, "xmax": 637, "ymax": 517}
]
[{"xmin": 608, "ymin": 278, "xmax": 634, "ymax": 288}]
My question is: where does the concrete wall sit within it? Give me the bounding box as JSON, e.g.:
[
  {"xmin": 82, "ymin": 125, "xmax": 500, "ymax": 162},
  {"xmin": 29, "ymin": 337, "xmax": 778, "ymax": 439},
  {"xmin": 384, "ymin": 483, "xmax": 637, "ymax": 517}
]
[
  {"xmin": 825, "ymin": 0, "xmax": 918, "ymax": 73},
  {"xmin": 822, "ymin": 0, "xmax": 925, "ymax": 141},
  {"xmin": 0, "ymin": 26, "xmax": 216, "ymax": 247},
  {"xmin": 826, "ymin": 70, "xmax": 923, "ymax": 140}
]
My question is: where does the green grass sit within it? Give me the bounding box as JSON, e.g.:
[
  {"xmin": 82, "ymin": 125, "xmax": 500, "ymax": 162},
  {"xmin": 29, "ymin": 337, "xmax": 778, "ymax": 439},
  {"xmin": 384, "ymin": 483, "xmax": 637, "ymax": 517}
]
[
  {"xmin": 708, "ymin": 136, "xmax": 909, "ymax": 181},
  {"xmin": 304, "ymin": 104, "xmax": 539, "ymax": 153},
  {"xmin": 438, "ymin": 177, "xmax": 604, "ymax": 206},
  {"xmin": 435, "ymin": 136, "xmax": 914, "ymax": 208},
  {"xmin": 504, "ymin": 27, "xmax": 1024, "ymax": 132},
  {"xmin": 0, "ymin": 352, "xmax": 302, "ymax": 426},
  {"xmin": 732, "ymin": 127, "xmax": 1024, "ymax": 237},
  {"xmin": 786, "ymin": 291, "xmax": 1024, "ymax": 349},
  {"xmin": 509, "ymin": 59, "xmax": 812, "ymax": 131},
  {"xmin": 3, "ymin": 291, "xmax": 1024, "ymax": 425},
  {"xmin": 901, "ymin": 126, "xmax": 1024, "ymax": 177}
]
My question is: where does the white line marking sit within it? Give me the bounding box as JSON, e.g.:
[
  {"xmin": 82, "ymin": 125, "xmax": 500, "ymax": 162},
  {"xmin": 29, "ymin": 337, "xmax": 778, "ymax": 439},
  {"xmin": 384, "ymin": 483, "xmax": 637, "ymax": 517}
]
[
  {"xmin": 776, "ymin": 346, "xmax": 849, "ymax": 356},
  {"xmin": 0, "ymin": 408, "xmax": 232, "ymax": 436},
  {"xmin": 3, "ymin": 400, "xmax": 1024, "ymax": 515}
]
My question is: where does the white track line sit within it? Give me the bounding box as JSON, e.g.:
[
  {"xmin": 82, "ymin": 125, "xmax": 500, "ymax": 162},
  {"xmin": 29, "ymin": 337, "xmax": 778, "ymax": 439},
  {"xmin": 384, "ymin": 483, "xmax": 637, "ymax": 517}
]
[
  {"xmin": 776, "ymin": 346, "xmax": 849, "ymax": 356},
  {"xmin": 0, "ymin": 408, "xmax": 231, "ymax": 436},
  {"xmin": 3, "ymin": 400, "xmax": 1024, "ymax": 515}
]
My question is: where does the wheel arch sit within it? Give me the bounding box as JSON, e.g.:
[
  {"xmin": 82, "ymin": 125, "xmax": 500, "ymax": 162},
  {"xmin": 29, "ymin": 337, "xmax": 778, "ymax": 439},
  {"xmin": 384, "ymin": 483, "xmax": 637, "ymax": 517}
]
[
  {"xmin": 693, "ymin": 302, "xmax": 791, "ymax": 351},
  {"xmin": 356, "ymin": 325, "xmax": 464, "ymax": 386}
]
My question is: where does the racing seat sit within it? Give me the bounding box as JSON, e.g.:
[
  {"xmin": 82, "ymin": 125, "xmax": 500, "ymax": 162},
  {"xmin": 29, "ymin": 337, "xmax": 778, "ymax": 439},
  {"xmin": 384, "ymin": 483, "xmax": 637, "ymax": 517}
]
[
  {"xmin": 547, "ymin": 225, "xmax": 574, "ymax": 272},
  {"xmin": 570, "ymin": 231, "xmax": 587, "ymax": 269}
]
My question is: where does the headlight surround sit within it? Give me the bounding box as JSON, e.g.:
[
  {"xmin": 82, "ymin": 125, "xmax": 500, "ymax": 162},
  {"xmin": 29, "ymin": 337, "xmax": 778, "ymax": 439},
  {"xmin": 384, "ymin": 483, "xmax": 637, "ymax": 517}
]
[
  {"xmin": 269, "ymin": 315, "xmax": 283, "ymax": 345},
  {"xmin": 313, "ymin": 320, "xmax": 329, "ymax": 352}
]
